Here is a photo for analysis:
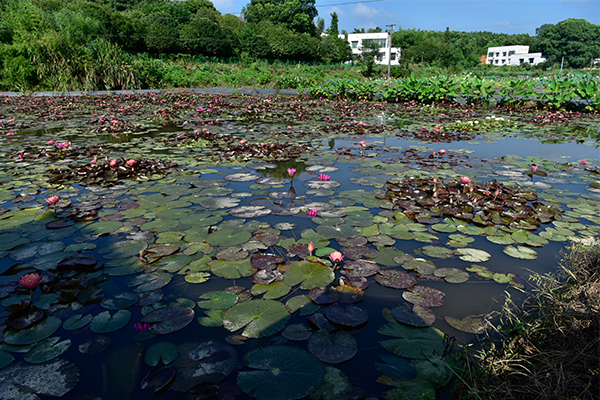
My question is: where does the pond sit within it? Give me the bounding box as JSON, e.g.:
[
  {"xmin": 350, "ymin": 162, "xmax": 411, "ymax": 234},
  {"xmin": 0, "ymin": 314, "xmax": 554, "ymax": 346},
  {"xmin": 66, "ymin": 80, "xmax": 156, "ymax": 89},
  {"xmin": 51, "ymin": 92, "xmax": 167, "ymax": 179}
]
[{"xmin": 0, "ymin": 91, "xmax": 598, "ymax": 400}]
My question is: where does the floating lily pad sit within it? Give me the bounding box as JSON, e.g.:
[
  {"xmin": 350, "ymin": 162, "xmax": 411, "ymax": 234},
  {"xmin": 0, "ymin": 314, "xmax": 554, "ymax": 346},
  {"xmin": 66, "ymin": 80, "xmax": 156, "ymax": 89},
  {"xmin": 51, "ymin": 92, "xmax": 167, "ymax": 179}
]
[
  {"xmin": 24, "ymin": 337, "xmax": 71, "ymax": 364},
  {"xmin": 79, "ymin": 336, "xmax": 111, "ymax": 355},
  {"xmin": 378, "ymin": 321, "xmax": 446, "ymax": 359},
  {"xmin": 141, "ymin": 365, "xmax": 176, "ymax": 395},
  {"xmin": 444, "ymin": 315, "xmax": 489, "ymax": 334},
  {"xmin": 197, "ymin": 309, "xmax": 225, "ymax": 327},
  {"xmin": 185, "ymin": 272, "xmax": 210, "ymax": 284},
  {"xmin": 197, "ymin": 291, "xmax": 239, "ymax": 310},
  {"xmin": 0, "ymin": 359, "xmax": 79, "ymax": 397},
  {"xmin": 402, "ymin": 259, "xmax": 436, "ymax": 275},
  {"xmin": 433, "ymin": 268, "xmax": 469, "ymax": 284},
  {"xmin": 283, "ymin": 261, "xmax": 335, "ymax": 290},
  {"xmin": 342, "ymin": 259, "xmax": 380, "ymax": 277},
  {"xmin": 143, "ymin": 306, "xmax": 195, "ymax": 335},
  {"xmin": 223, "ymin": 299, "xmax": 290, "ymax": 338},
  {"xmin": 200, "ymin": 197, "xmax": 241, "ymax": 210},
  {"xmin": 251, "ymin": 254, "xmax": 286, "ymax": 270},
  {"xmin": 375, "ymin": 270, "xmax": 418, "ymax": 289},
  {"xmin": 237, "ymin": 346, "xmax": 324, "ymax": 400},
  {"xmin": 206, "ymin": 229, "xmax": 252, "ymax": 247},
  {"xmin": 128, "ymin": 271, "xmax": 172, "ymax": 292},
  {"xmin": 316, "ymin": 224, "xmax": 362, "ymax": 239},
  {"xmin": 101, "ymin": 292, "xmax": 139, "ymax": 310},
  {"xmin": 375, "ymin": 354, "xmax": 417, "ymax": 381},
  {"xmin": 145, "ymin": 342, "xmax": 178, "ymax": 366},
  {"xmin": 210, "ymin": 258, "xmax": 255, "ymax": 279},
  {"xmin": 391, "ymin": 304, "xmax": 432, "ymax": 327},
  {"xmin": 3, "ymin": 316, "xmax": 62, "ymax": 345},
  {"xmin": 455, "ymin": 248, "xmax": 491, "ymax": 262},
  {"xmin": 229, "ymin": 205, "xmax": 272, "ymax": 218},
  {"xmin": 503, "ymin": 245, "xmax": 538, "ymax": 259},
  {"xmin": 98, "ymin": 240, "xmax": 147, "ymax": 259},
  {"xmin": 308, "ymin": 329, "xmax": 358, "ymax": 364},
  {"xmin": 343, "ymin": 245, "xmax": 378, "ymax": 260},
  {"xmin": 324, "ymin": 304, "xmax": 368, "ymax": 327},
  {"xmin": 466, "ymin": 264, "xmax": 494, "ymax": 279},
  {"xmin": 0, "ymin": 351, "xmax": 14, "ymax": 369},
  {"xmin": 421, "ymin": 245, "xmax": 454, "ymax": 259},
  {"xmin": 251, "ymin": 281, "xmax": 291, "ymax": 300},
  {"xmin": 90, "ymin": 310, "xmax": 132, "ymax": 333},
  {"xmin": 282, "ymin": 323, "xmax": 313, "ymax": 341},
  {"xmin": 402, "ymin": 286, "xmax": 445, "ymax": 308},
  {"xmin": 63, "ymin": 314, "xmax": 93, "ymax": 331},
  {"xmin": 309, "ymin": 286, "xmax": 341, "ymax": 305}
]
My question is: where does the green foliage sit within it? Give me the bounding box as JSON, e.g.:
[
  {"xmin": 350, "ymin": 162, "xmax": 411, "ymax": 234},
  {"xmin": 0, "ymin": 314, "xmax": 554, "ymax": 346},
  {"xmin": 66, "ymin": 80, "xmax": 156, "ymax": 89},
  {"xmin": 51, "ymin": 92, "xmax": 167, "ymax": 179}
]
[
  {"xmin": 535, "ymin": 19, "xmax": 600, "ymax": 68},
  {"xmin": 242, "ymin": 0, "xmax": 318, "ymax": 37},
  {"xmin": 327, "ymin": 12, "xmax": 339, "ymax": 36}
]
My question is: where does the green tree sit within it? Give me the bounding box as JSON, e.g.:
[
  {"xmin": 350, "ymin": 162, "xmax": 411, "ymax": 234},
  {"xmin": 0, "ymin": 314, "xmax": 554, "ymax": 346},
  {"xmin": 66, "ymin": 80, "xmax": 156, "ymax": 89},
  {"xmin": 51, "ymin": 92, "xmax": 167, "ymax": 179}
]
[
  {"xmin": 327, "ymin": 12, "xmax": 338, "ymax": 36},
  {"xmin": 359, "ymin": 39, "xmax": 382, "ymax": 77},
  {"xmin": 535, "ymin": 19, "xmax": 600, "ymax": 68},
  {"xmin": 242, "ymin": 0, "xmax": 317, "ymax": 36}
]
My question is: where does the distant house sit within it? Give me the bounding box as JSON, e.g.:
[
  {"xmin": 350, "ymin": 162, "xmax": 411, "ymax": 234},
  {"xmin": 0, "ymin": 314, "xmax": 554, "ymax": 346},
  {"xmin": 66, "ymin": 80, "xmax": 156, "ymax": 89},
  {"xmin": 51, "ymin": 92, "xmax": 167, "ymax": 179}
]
[
  {"xmin": 486, "ymin": 45, "xmax": 546, "ymax": 66},
  {"xmin": 343, "ymin": 32, "xmax": 401, "ymax": 66}
]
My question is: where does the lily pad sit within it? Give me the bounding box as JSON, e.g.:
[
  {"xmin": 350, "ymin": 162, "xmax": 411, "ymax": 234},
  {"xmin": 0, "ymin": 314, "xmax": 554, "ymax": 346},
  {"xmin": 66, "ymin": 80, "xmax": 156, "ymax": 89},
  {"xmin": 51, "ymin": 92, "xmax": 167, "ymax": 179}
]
[
  {"xmin": 308, "ymin": 329, "xmax": 358, "ymax": 364},
  {"xmin": 128, "ymin": 271, "xmax": 172, "ymax": 292},
  {"xmin": 433, "ymin": 268, "xmax": 469, "ymax": 284},
  {"xmin": 90, "ymin": 310, "xmax": 132, "ymax": 333},
  {"xmin": 142, "ymin": 306, "xmax": 195, "ymax": 335},
  {"xmin": 503, "ymin": 245, "xmax": 538, "ymax": 259},
  {"xmin": 145, "ymin": 342, "xmax": 178, "ymax": 366},
  {"xmin": 63, "ymin": 314, "xmax": 93, "ymax": 331},
  {"xmin": 444, "ymin": 315, "xmax": 489, "ymax": 334},
  {"xmin": 24, "ymin": 337, "xmax": 71, "ymax": 364},
  {"xmin": 421, "ymin": 245, "xmax": 454, "ymax": 259},
  {"xmin": 206, "ymin": 229, "xmax": 252, "ymax": 247},
  {"xmin": 455, "ymin": 248, "xmax": 491, "ymax": 262},
  {"xmin": 101, "ymin": 292, "xmax": 139, "ymax": 310},
  {"xmin": 316, "ymin": 224, "xmax": 362, "ymax": 239},
  {"xmin": 282, "ymin": 324, "xmax": 313, "ymax": 341},
  {"xmin": 324, "ymin": 304, "xmax": 369, "ymax": 327},
  {"xmin": 402, "ymin": 286, "xmax": 445, "ymax": 308},
  {"xmin": 375, "ymin": 270, "xmax": 418, "ymax": 289},
  {"xmin": 185, "ymin": 272, "xmax": 210, "ymax": 284},
  {"xmin": 0, "ymin": 359, "xmax": 79, "ymax": 397},
  {"xmin": 229, "ymin": 205, "xmax": 271, "ymax": 218},
  {"xmin": 378, "ymin": 321, "xmax": 446, "ymax": 359},
  {"xmin": 283, "ymin": 261, "xmax": 335, "ymax": 290},
  {"xmin": 223, "ymin": 299, "xmax": 290, "ymax": 338},
  {"xmin": 141, "ymin": 365, "xmax": 176, "ymax": 395},
  {"xmin": 197, "ymin": 291, "xmax": 239, "ymax": 309},
  {"xmin": 210, "ymin": 258, "xmax": 255, "ymax": 279},
  {"xmin": 3, "ymin": 316, "xmax": 62, "ymax": 345},
  {"xmin": 342, "ymin": 259, "xmax": 380, "ymax": 277},
  {"xmin": 251, "ymin": 254, "xmax": 286, "ymax": 270},
  {"xmin": 375, "ymin": 354, "xmax": 417, "ymax": 381},
  {"xmin": 237, "ymin": 346, "xmax": 324, "ymax": 400},
  {"xmin": 391, "ymin": 304, "xmax": 433, "ymax": 327}
]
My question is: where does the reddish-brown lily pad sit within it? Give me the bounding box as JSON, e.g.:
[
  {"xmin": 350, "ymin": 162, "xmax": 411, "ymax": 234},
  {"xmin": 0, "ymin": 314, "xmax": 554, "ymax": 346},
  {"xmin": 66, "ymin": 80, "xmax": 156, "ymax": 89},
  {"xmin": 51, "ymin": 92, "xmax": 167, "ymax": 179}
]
[
  {"xmin": 342, "ymin": 260, "xmax": 380, "ymax": 278},
  {"xmin": 375, "ymin": 270, "xmax": 417, "ymax": 289},
  {"xmin": 403, "ymin": 286, "xmax": 446, "ymax": 308},
  {"xmin": 307, "ymin": 329, "xmax": 358, "ymax": 364},
  {"xmin": 324, "ymin": 304, "xmax": 368, "ymax": 327},
  {"xmin": 251, "ymin": 254, "xmax": 285, "ymax": 270},
  {"xmin": 142, "ymin": 306, "xmax": 195, "ymax": 335}
]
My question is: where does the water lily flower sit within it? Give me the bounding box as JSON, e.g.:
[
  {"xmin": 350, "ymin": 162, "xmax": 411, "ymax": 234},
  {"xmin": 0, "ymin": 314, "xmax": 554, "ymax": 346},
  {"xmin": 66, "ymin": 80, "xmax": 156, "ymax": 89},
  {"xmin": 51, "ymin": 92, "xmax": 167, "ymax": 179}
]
[
  {"xmin": 287, "ymin": 168, "xmax": 296, "ymax": 177},
  {"xmin": 126, "ymin": 159, "xmax": 136, "ymax": 167},
  {"xmin": 460, "ymin": 176, "xmax": 471, "ymax": 184},
  {"xmin": 318, "ymin": 174, "xmax": 330, "ymax": 181},
  {"xmin": 531, "ymin": 165, "xmax": 538, "ymax": 172},
  {"xmin": 45, "ymin": 196, "xmax": 59, "ymax": 206},
  {"xmin": 47, "ymin": 140, "xmax": 55, "ymax": 145},
  {"xmin": 439, "ymin": 149, "xmax": 446, "ymax": 155},
  {"xmin": 359, "ymin": 141, "xmax": 366, "ymax": 147},
  {"xmin": 134, "ymin": 322, "xmax": 151, "ymax": 332},
  {"xmin": 581, "ymin": 160, "xmax": 588, "ymax": 165},
  {"xmin": 109, "ymin": 159, "xmax": 117, "ymax": 167},
  {"xmin": 91, "ymin": 156, "xmax": 97, "ymax": 165},
  {"xmin": 308, "ymin": 241, "xmax": 314, "ymax": 255},
  {"xmin": 239, "ymin": 140, "xmax": 246, "ymax": 145},
  {"xmin": 18, "ymin": 273, "xmax": 43, "ymax": 289},
  {"xmin": 329, "ymin": 251, "xmax": 344, "ymax": 263},
  {"xmin": 287, "ymin": 126, "xmax": 292, "ymax": 129},
  {"xmin": 307, "ymin": 209, "xmax": 318, "ymax": 217}
]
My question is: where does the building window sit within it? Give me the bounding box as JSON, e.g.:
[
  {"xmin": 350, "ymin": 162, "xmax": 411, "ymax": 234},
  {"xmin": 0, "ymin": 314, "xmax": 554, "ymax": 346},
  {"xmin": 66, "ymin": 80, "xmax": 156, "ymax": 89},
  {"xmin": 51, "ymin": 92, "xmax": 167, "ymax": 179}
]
[
  {"xmin": 488, "ymin": 52, "xmax": 493, "ymax": 57},
  {"xmin": 495, "ymin": 60, "xmax": 499, "ymax": 64},
  {"xmin": 495, "ymin": 52, "xmax": 499, "ymax": 57},
  {"xmin": 519, "ymin": 58, "xmax": 524, "ymax": 64},
  {"xmin": 509, "ymin": 50, "xmax": 515, "ymax": 56},
  {"xmin": 502, "ymin": 52, "xmax": 506, "ymax": 56},
  {"xmin": 352, "ymin": 41, "xmax": 358, "ymax": 49},
  {"xmin": 529, "ymin": 58, "xmax": 534, "ymax": 64},
  {"xmin": 362, "ymin": 38, "xmax": 387, "ymax": 48},
  {"xmin": 502, "ymin": 59, "xmax": 505, "ymax": 64},
  {"xmin": 391, "ymin": 53, "xmax": 396, "ymax": 60}
]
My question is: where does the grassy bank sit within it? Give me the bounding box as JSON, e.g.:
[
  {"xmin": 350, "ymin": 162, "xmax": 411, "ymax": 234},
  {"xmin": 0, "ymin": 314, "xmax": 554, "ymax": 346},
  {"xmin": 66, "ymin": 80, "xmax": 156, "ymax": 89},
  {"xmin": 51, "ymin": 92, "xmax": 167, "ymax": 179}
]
[{"xmin": 454, "ymin": 240, "xmax": 599, "ymax": 399}]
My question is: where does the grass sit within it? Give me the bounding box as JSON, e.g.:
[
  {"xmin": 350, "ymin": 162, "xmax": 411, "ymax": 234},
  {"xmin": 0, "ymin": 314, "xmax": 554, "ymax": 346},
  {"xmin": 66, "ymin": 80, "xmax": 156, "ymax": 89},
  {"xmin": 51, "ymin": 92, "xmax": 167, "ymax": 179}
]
[{"xmin": 454, "ymin": 239, "xmax": 600, "ymax": 399}]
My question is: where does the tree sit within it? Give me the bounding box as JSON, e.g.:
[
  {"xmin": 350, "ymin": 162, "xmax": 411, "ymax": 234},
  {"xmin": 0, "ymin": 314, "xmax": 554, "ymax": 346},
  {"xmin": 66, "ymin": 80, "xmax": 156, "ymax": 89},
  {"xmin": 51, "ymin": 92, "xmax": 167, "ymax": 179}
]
[
  {"xmin": 316, "ymin": 17, "xmax": 324, "ymax": 34},
  {"xmin": 327, "ymin": 12, "xmax": 338, "ymax": 36},
  {"xmin": 242, "ymin": 0, "xmax": 318, "ymax": 37},
  {"xmin": 534, "ymin": 19, "xmax": 600, "ymax": 68},
  {"xmin": 359, "ymin": 39, "xmax": 382, "ymax": 77}
]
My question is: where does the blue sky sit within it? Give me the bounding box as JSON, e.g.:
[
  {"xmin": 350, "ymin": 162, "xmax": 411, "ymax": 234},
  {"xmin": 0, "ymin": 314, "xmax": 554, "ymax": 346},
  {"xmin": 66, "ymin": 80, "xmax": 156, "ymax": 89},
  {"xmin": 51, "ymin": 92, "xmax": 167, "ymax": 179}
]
[{"xmin": 211, "ymin": 0, "xmax": 599, "ymax": 35}]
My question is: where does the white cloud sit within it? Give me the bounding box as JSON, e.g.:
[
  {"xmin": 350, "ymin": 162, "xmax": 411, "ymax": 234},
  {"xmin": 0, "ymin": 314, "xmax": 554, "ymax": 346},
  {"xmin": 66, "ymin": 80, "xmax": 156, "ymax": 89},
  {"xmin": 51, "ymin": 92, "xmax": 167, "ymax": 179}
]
[
  {"xmin": 351, "ymin": 3, "xmax": 390, "ymax": 19},
  {"xmin": 496, "ymin": 20, "xmax": 513, "ymax": 27},
  {"xmin": 212, "ymin": 0, "xmax": 235, "ymax": 13}
]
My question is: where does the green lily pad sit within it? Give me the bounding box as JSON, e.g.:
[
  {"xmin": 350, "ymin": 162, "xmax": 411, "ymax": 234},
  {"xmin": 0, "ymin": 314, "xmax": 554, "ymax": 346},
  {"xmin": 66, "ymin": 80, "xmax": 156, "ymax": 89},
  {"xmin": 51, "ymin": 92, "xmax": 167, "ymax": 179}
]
[
  {"xmin": 391, "ymin": 304, "xmax": 433, "ymax": 327},
  {"xmin": 375, "ymin": 354, "xmax": 417, "ymax": 381},
  {"xmin": 145, "ymin": 342, "xmax": 178, "ymax": 366},
  {"xmin": 197, "ymin": 309, "xmax": 225, "ymax": 327},
  {"xmin": 402, "ymin": 259, "xmax": 437, "ymax": 275},
  {"xmin": 24, "ymin": 336, "xmax": 71, "ymax": 364},
  {"xmin": 466, "ymin": 264, "xmax": 494, "ymax": 279},
  {"xmin": 237, "ymin": 346, "xmax": 324, "ymax": 400},
  {"xmin": 402, "ymin": 286, "xmax": 445, "ymax": 308},
  {"xmin": 185, "ymin": 272, "xmax": 210, "ymax": 284},
  {"xmin": 444, "ymin": 315, "xmax": 489, "ymax": 334},
  {"xmin": 503, "ymin": 245, "xmax": 538, "ymax": 260},
  {"xmin": 343, "ymin": 260, "xmax": 380, "ymax": 277},
  {"xmin": 486, "ymin": 234, "xmax": 516, "ymax": 245},
  {"xmin": 420, "ymin": 245, "xmax": 454, "ymax": 259},
  {"xmin": 229, "ymin": 205, "xmax": 272, "ymax": 218},
  {"xmin": 0, "ymin": 350, "xmax": 14, "ymax": 369},
  {"xmin": 81, "ymin": 220, "xmax": 123, "ymax": 235},
  {"xmin": 90, "ymin": 310, "xmax": 132, "ymax": 333},
  {"xmin": 210, "ymin": 258, "xmax": 255, "ymax": 279},
  {"xmin": 308, "ymin": 329, "xmax": 358, "ymax": 364},
  {"xmin": 316, "ymin": 224, "xmax": 362, "ymax": 239},
  {"xmin": 283, "ymin": 261, "xmax": 335, "ymax": 290},
  {"xmin": 197, "ymin": 291, "xmax": 239, "ymax": 309},
  {"xmin": 143, "ymin": 306, "xmax": 195, "ymax": 335},
  {"xmin": 378, "ymin": 321, "xmax": 446, "ymax": 359},
  {"xmin": 433, "ymin": 268, "xmax": 469, "ymax": 284},
  {"xmin": 223, "ymin": 299, "xmax": 290, "ymax": 338},
  {"xmin": 63, "ymin": 314, "xmax": 93, "ymax": 331},
  {"xmin": 127, "ymin": 271, "xmax": 172, "ymax": 292},
  {"xmin": 324, "ymin": 304, "xmax": 368, "ymax": 327},
  {"xmin": 431, "ymin": 224, "xmax": 457, "ymax": 233},
  {"xmin": 206, "ymin": 229, "xmax": 252, "ymax": 247},
  {"xmin": 101, "ymin": 292, "xmax": 139, "ymax": 310},
  {"xmin": 282, "ymin": 324, "xmax": 313, "ymax": 341},
  {"xmin": 455, "ymin": 248, "xmax": 491, "ymax": 262},
  {"xmin": 3, "ymin": 316, "xmax": 62, "ymax": 345},
  {"xmin": 251, "ymin": 281, "xmax": 291, "ymax": 300},
  {"xmin": 98, "ymin": 240, "xmax": 148, "ymax": 259}
]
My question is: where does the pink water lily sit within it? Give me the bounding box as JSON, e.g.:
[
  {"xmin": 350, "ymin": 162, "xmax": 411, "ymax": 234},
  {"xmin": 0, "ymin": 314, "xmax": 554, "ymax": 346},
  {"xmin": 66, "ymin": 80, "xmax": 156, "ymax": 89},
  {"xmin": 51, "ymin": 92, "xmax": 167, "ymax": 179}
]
[
  {"xmin": 318, "ymin": 174, "xmax": 330, "ymax": 181},
  {"xmin": 308, "ymin": 241, "xmax": 314, "ymax": 255},
  {"xmin": 531, "ymin": 165, "xmax": 538, "ymax": 172},
  {"xmin": 18, "ymin": 273, "xmax": 43, "ymax": 289},
  {"xmin": 439, "ymin": 149, "xmax": 446, "ymax": 155},
  {"xmin": 359, "ymin": 141, "xmax": 366, "ymax": 147},
  {"xmin": 126, "ymin": 159, "xmax": 136, "ymax": 167},
  {"xmin": 287, "ymin": 168, "xmax": 296, "ymax": 177},
  {"xmin": 133, "ymin": 322, "xmax": 151, "ymax": 332},
  {"xmin": 47, "ymin": 140, "xmax": 55, "ymax": 145},
  {"xmin": 109, "ymin": 159, "xmax": 117, "ymax": 167},
  {"xmin": 460, "ymin": 176, "xmax": 471, "ymax": 184},
  {"xmin": 581, "ymin": 160, "xmax": 588, "ymax": 165},
  {"xmin": 45, "ymin": 196, "xmax": 59, "ymax": 206},
  {"xmin": 307, "ymin": 209, "xmax": 318, "ymax": 217},
  {"xmin": 239, "ymin": 140, "xmax": 246, "ymax": 145},
  {"xmin": 329, "ymin": 251, "xmax": 344, "ymax": 263}
]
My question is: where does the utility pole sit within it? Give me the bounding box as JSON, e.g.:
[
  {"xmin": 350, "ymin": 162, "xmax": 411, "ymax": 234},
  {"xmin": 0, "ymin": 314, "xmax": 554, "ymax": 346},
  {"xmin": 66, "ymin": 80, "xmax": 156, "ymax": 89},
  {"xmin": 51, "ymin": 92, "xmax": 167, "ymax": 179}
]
[{"xmin": 386, "ymin": 24, "xmax": 396, "ymax": 81}]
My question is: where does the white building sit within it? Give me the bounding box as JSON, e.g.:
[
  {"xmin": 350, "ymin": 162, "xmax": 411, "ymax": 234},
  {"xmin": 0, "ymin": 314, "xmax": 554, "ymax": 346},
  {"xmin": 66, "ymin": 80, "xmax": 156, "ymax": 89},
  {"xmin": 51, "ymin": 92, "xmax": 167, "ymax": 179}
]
[
  {"xmin": 344, "ymin": 32, "xmax": 401, "ymax": 66},
  {"xmin": 486, "ymin": 45, "xmax": 546, "ymax": 66}
]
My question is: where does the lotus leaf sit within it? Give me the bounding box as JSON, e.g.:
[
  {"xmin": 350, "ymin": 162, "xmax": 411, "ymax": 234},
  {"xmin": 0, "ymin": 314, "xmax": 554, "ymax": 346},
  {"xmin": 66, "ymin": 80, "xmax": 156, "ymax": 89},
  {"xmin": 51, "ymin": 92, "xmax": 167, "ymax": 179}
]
[
  {"xmin": 374, "ymin": 247, "xmax": 405, "ymax": 266},
  {"xmin": 145, "ymin": 342, "xmax": 178, "ymax": 366},
  {"xmin": 455, "ymin": 248, "xmax": 491, "ymax": 262},
  {"xmin": 284, "ymin": 295, "xmax": 313, "ymax": 313},
  {"xmin": 375, "ymin": 354, "xmax": 418, "ymax": 381},
  {"xmin": 391, "ymin": 304, "xmax": 432, "ymax": 327},
  {"xmin": 486, "ymin": 234, "xmax": 516, "ymax": 245},
  {"xmin": 378, "ymin": 321, "xmax": 446, "ymax": 359},
  {"xmin": 420, "ymin": 245, "xmax": 454, "ymax": 259},
  {"xmin": 24, "ymin": 337, "xmax": 71, "ymax": 364},
  {"xmin": 158, "ymin": 254, "xmax": 192, "ymax": 272},
  {"xmin": 229, "ymin": 205, "xmax": 272, "ymax": 218},
  {"xmin": 200, "ymin": 197, "xmax": 241, "ymax": 210},
  {"xmin": 63, "ymin": 314, "xmax": 93, "ymax": 331},
  {"xmin": 310, "ymin": 366, "xmax": 352, "ymax": 400},
  {"xmin": 309, "ymin": 286, "xmax": 341, "ymax": 305},
  {"xmin": 251, "ymin": 281, "xmax": 291, "ymax": 300},
  {"xmin": 237, "ymin": 346, "xmax": 324, "ymax": 400},
  {"xmin": 253, "ymin": 269, "xmax": 284, "ymax": 285},
  {"xmin": 81, "ymin": 220, "xmax": 123, "ymax": 235},
  {"xmin": 342, "ymin": 260, "xmax": 380, "ymax": 277},
  {"xmin": 503, "ymin": 245, "xmax": 538, "ymax": 259},
  {"xmin": 206, "ymin": 228, "xmax": 252, "ymax": 247},
  {"xmin": 379, "ymin": 377, "xmax": 435, "ymax": 400},
  {"xmin": 210, "ymin": 258, "xmax": 255, "ymax": 279},
  {"xmin": 283, "ymin": 261, "xmax": 335, "ymax": 290},
  {"xmin": 433, "ymin": 268, "xmax": 469, "ymax": 284},
  {"xmin": 0, "ymin": 351, "xmax": 14, "ymax": 369},
  {"xmin": 308, "ymin": 329, "xmax": 358, "ymax": 364},
  {"xmin": 223, "ymin": 299, "xmax": 290, "ymax": 338},
  {"xmin": 143, "ymin": 306, "xmax": 195, "ymax": 334},
  {"xmin": 316, "ymin": 224, "xmax": 362, "ymax": 239},
  {"xmin": 282, "ymin": 324, "xmax": 313, "ymax": 341},
  {"xmin": 376, "ymin": 270, "xmax": 417, "ymax": 289},
  {"xmin": 444, "ymin": 315, "xmax": 489, "ymax": 334},
  {"xmin": 90, "ymin": 310, "xmax": 131, "ymax": 333},
  {"xmin": 3, "ymin": 316, "xmax": 62, "ymax": 345},
  {"xmin": 402, "ymin": 259, "xmax": 436, "ymax": 275},
  {"xmin": 127, "ymin": 271, "xmax": 172, "ymax": 292},
  {"xmin": 97, "ymin": 240, "xmax": 147, "ymax": 259},
  {"xmin": 9, "ymin": 241, "xmax": 66, "ymax": 261},
  {"xmin": 197, "ymin": 309, "xmax": 225, "ymax": 327},
  {"xmin": 0, "ymin": 359, "xmax": 79, "ymax": 397},
  {"xmin": 324, "ymin": 304, "xmax": 368, "ymax": 327},
  {"xmin": 402, "ymin": 286, "xmax": 445, "ymax": 308},
  {"xmin": 343, "ymin": 245, "xmax": 378, "ymax": 260},
  {"xmin": 197, "ymin": 291, "xmax": 239, "ymax": 309},
  {"xmin": 100, "ymin": 292, "xmax": 139, "ymax": 310}
]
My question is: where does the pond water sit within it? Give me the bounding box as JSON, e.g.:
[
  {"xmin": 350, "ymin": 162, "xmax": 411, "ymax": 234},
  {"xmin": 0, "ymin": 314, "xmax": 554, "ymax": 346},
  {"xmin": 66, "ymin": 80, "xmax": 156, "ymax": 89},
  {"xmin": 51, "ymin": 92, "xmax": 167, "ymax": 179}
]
[{"xmin": 0, "ymin": 92, "xmax": 598, "ymax": 400}]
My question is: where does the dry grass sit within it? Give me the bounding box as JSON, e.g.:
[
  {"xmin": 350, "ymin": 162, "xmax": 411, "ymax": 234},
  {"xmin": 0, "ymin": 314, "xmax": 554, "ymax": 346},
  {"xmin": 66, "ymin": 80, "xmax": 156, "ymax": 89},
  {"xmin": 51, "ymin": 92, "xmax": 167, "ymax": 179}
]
[{"xmin": 454, "ymin": 241, "xmax": 600, "ymax": 400}]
